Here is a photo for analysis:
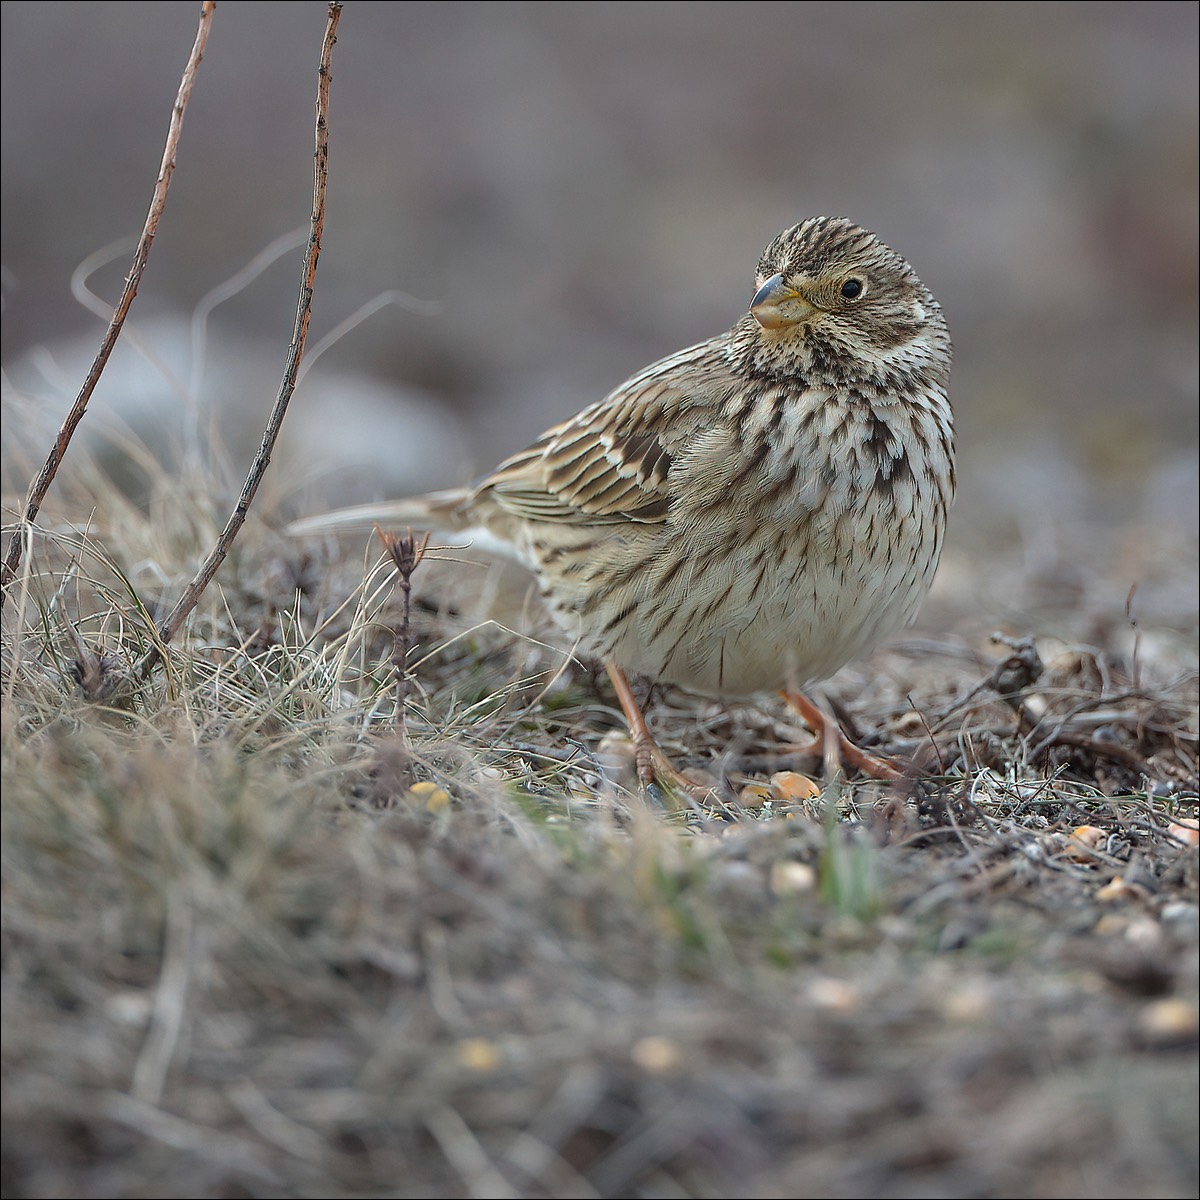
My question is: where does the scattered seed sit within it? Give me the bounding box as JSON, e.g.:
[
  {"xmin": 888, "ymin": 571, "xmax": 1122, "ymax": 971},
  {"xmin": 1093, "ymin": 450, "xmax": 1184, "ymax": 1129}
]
[
  {"xmin": 769, "ymin": 860, "xmax": 817, "ymax": 895},
  {"xmin": 631, "ymin": 1035, "xmax": 683, "ymax": 1074}
]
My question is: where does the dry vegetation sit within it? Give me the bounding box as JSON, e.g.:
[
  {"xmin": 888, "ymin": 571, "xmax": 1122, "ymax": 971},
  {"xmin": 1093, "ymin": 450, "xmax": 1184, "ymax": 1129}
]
[{"xmin": 2, "ymin": 441, "xmax": 1197, "ymax": 1199}]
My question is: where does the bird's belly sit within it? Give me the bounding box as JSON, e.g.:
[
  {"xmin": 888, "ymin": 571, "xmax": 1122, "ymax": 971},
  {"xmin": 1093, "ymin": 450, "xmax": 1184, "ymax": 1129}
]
[
  {"xmin": 616, "ymin": 578, "xmax": 923, "ymax": 696},
  {"xmin": 573, "ymin": 504, "xmax": 943, "ymax": 696}
]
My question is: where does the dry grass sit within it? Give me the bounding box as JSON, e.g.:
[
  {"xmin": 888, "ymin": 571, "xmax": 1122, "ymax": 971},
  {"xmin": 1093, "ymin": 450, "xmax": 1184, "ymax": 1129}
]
[{"xmin": 2, "ymin": 442, "xmax": 1197, "ymax": 1199}]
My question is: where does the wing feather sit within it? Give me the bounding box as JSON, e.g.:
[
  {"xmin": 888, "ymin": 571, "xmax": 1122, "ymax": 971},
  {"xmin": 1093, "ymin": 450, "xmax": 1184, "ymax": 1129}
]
[{"xmin": 477, "ymin": 340, "xmax": 726, "ymax": 526}]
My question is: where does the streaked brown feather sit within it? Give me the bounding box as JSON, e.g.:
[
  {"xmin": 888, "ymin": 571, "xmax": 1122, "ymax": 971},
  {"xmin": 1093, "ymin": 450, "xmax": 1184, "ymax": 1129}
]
[{"xmin": 290, "ymin": 216, "xmax": 955, "ymax": 703}]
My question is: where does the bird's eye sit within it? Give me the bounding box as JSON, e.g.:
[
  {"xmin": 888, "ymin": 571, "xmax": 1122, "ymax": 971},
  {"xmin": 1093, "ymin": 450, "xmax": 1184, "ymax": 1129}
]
[{"xmin": 840, "ymin": 278, "xmax": 864, "ymax": 300}]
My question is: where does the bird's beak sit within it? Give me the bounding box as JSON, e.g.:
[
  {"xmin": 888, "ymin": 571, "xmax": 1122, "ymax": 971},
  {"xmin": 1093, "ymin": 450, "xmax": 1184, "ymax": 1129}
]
[{"xmin": 749, "ymin": 274, "xmax": 817, "ymax": 329}]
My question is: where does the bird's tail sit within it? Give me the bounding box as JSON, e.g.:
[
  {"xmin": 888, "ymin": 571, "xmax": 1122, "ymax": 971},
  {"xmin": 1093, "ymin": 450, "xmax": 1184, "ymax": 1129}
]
[
  {"xmin": 285, "ymin": 488, "xmax": 472, "ymax": 537},
  {"xmin": 285, "ymin": 488, "xmax": 528, "ymax": 568}
]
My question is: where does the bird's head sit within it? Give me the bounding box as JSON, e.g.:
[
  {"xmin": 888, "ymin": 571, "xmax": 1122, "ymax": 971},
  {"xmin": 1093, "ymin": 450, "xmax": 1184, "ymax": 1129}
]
[{"xmin": 738, "ymin": 216, "xmax": 950, "ymax": 389}]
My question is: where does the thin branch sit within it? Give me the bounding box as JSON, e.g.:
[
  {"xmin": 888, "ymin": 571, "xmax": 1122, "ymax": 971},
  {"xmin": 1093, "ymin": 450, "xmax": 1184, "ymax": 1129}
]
[
  {"xmin": 140, "ymin": 2, "xmax": 343, "ymax": 676},
  {"xmin": 298, "ymin": 288, "xmax": 440, "ymax": 382},
  {"xmin": 189, "ymin": 226, "xmax": 310, "ymax": 400},
  {"xmin": 1, "ymin": 2, "xmax": 216, "ymax": 603}
]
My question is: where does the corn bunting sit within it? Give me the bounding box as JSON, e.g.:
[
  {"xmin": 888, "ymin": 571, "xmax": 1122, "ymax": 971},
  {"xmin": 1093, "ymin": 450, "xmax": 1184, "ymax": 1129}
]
[{"xmin": 292, "ymin": 217, "xmax": 954, "ymax": 795}]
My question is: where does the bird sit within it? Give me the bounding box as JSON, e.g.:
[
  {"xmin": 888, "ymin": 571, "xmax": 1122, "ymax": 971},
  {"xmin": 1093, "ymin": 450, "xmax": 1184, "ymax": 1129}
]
[{"xmin": 291, "ymin": 217, "xmax": 955, "ymax": 797}]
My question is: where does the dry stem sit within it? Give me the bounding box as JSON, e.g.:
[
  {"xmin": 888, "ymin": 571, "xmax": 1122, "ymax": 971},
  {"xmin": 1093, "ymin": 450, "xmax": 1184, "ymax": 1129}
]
[
  {"xmin": 1, "ymin": 2, "xmax": 216, "ymax": 604},
  {"xmin": 376, "ymin": 527, "xmax": 430, "ymax": 740},
  {"xmin": 139, "ymin": 2, "xmax": 343, "ymax": 677}
]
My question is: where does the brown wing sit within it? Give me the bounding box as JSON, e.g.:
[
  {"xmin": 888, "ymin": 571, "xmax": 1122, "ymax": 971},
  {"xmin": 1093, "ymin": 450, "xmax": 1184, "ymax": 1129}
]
[{"xmin": 477, "ymin": 341, "xmax": 722, "ymax": 526}]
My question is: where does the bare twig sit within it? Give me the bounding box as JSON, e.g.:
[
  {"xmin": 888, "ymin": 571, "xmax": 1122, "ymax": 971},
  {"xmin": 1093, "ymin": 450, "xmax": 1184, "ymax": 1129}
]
[
  {"xmin": 139, "ymin": 2, "xmax": 343, "ymax": 678},
  {"xmin": 905, "ymin": 692, "xmax": 947, "ymax": 774},
  {"xmin": 1, "ymin": 2, "xmax": 216, "ymax": 604}
]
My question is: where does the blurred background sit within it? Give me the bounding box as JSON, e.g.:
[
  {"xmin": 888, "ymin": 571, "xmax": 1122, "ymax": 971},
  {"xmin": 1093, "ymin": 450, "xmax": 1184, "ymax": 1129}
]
[{"xmin": 2, "ymin": 2, "xmax": 1197, "ymax": 627}]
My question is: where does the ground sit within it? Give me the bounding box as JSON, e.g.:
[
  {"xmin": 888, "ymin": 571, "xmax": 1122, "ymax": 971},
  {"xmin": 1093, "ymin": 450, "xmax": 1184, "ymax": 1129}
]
[{"xmin": 1, "ymin": 467, "xmax": 1196, "ymax": 1200}]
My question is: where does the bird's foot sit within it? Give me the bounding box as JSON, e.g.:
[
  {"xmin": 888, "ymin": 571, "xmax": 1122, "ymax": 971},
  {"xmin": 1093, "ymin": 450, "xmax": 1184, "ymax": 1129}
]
[
  {"xmin": 607, "ymin": 659, "xmax": 717, "ymax": 807},
  {"xmin": 632, "ymin": 734, "xmax": 717, "ymax": 806},
  {"xmin": 782, "ymin": 690, "xmax": 901, "ymax": 782}
]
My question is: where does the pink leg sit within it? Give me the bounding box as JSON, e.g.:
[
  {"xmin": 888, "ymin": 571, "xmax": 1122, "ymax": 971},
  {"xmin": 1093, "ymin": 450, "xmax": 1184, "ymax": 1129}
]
[
  {"xmin": 782, "ymin": 690, "xmax": 901, "ymax": 781},
  {"xmin": 606, "ymin": 660, "xmax": 714, "ymax": 801}
]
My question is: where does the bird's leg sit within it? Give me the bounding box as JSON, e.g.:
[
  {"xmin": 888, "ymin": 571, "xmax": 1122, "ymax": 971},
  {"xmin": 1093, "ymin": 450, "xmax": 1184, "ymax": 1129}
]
[
  {"xmin": 781, "ymin": 689, "xmax": 901, "ymax": 781},
  {"xmin": 605, "ymin": 660, "xmax": 714, "ymax": 802}
]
